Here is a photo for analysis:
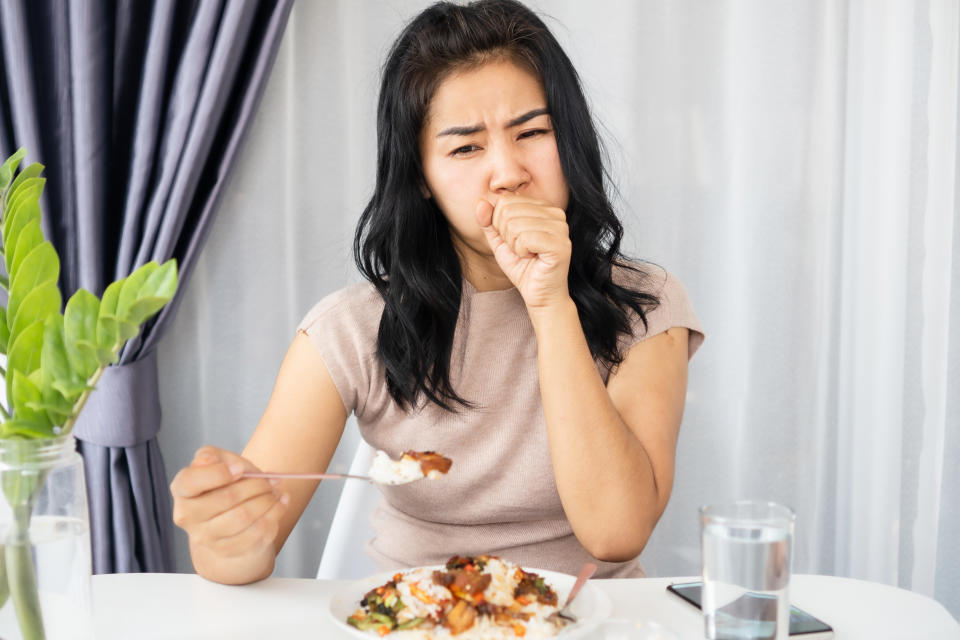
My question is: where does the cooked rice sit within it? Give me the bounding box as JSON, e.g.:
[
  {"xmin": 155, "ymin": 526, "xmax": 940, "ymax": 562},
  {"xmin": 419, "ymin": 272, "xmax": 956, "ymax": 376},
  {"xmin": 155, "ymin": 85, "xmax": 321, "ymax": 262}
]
[
  {"xmin": 347, "ymin": 557, "xmax": 568, "ymax": 639},
  {"xmin": 368, "ymin": 450, "xmax": 424, "ymax": 485},
  {"xmin": 394, "ymin": 567, "xmax": 449, "ymax": 622}
]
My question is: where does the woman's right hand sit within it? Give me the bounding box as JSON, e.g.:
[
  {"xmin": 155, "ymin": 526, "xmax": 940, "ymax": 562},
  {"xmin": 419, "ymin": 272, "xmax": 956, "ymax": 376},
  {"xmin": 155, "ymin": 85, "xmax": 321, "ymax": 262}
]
[{"xmin": 170, "ymin": 446, "xmax": 289, "ymax": 582}]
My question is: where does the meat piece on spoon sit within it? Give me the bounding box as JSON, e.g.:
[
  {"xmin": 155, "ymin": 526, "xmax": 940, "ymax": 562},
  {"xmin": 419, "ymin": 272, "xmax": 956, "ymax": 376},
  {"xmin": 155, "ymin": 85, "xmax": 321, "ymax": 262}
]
[{"xmin": 368, "ymin": 450, "xmax": 453, "ymax": 485}]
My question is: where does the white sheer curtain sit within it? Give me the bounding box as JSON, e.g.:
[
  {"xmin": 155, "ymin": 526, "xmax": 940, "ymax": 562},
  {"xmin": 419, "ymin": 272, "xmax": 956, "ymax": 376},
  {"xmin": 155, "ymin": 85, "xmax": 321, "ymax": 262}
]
[{"xmin": 156, "ymin": 0, "xmax": 960, "ymax": 618}]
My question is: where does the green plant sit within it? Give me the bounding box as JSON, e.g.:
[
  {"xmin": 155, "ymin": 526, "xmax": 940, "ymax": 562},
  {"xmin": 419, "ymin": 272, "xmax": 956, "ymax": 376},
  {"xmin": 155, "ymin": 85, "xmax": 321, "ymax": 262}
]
[{"xmin": 0, "ymin": 148, "xmax": 178, "ymax": 639}]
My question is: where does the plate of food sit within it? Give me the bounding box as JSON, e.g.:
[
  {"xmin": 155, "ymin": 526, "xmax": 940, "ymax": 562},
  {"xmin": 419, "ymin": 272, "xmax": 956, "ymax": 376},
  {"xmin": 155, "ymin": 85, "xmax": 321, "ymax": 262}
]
[{"xmin": 328, "ymin": 555, "xmax": 612, "ymax": 638}]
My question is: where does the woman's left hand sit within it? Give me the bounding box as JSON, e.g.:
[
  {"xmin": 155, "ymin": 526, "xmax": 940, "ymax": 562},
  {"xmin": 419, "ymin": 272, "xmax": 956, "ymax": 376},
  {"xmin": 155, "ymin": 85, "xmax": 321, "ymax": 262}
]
[{"xmin": 476, "ymin": 194, "xmax": 572, "ymax": 310}]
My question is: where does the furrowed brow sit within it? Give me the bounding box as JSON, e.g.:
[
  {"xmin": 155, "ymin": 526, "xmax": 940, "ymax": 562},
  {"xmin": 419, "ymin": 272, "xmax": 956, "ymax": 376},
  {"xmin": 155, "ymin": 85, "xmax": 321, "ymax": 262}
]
[
  {"xmin": 506, "ymin": 107, "xmax": 549, "ymax": 128},
  {"xmin": 437, "ymin": 124, "xmax": 485, "ymax": 137},
  {"xmin": 436, "ymin": 108, "xmax": 550, "ymax": 137}
]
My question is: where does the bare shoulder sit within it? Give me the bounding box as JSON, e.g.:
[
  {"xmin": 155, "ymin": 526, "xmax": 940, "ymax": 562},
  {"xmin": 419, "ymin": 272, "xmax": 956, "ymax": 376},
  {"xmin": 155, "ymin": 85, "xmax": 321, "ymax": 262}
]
[
  {"xmin": 298, "ymin": 281, "xmax": 384, "ymax": 336},
  {"xmin": 611, "ymin": 261, "xmax": 704, "ymax": 356},
  {"xmin": 610, "ymin": 326, "xmax": 690, "ymax": 388}
]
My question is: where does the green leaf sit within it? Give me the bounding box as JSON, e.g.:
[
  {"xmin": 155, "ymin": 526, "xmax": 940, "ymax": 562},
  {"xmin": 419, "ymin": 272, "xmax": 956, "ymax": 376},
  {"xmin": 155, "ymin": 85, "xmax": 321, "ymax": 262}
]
[
  {"xmin": 28, "ymin": 370, "xmax": 75, "ymax": 426},
  {"xmin": 3, "ymin": 177, "xmax": 44, "ymax": 244},
  {"xmin": 6, "ymin": 320, "xmax": 44, "ymax": 403},
  {"xmin": 3, "ymin": 200, "xmax": 41, "ymax": 276},
  {"xmin": 41, "ymin": 315, "xmax": 73, "ymax": 390},
  {"xmin": 125, "ymin": 297, "xmax": 169, "ymax": 328},
  {"xmin": 11, "ymin": 370, "xmax": 52, "ymax": 431},
  {"xmin": 9, "ymin": 280, "xmax": 60, "ymax": 340},
  {"xmin": 37, "ymin": 396, "xmax": 75, "ymax": 427},
  {"xmin": 0, "ymin": 418, "xmax": 54, "ymax": 439},
  {"xmin": 75, "ymin": 338, "xmax": 117, "ymax": 367},
  {"xmin": 0, "ymin": 149, "xmax": 26, "ymax": 173},
  {"xmin": 0, "ymin": 148, "xmax": 27, "ymax": 196},
  {"xmin": 11, "ymin": 370, "xmax": 45, "ymax": 423},
  {"xmin": 10, "ymin": 219, "xmax": 46, "ymax": 281},
  {"xmin": 145, "ymin": 259, "xmax": 179, "ymax": 298},
  {"xmin": 7, "ymin": 241, "xmax": 59, "ymax": 325},
  {"xmin": 123, "ymin": 260, "xmax": 178, "ymax": 325},
  {"xmin": 48, "ymin": 379, "xmax": 91, "ymax": 403},
  {"xmin": 0, "ymin": 307, "xmax": 7, "ymax": 355},
  {"xmin": 117, "ymin": 319, "xmax": 139, "ymax": 342},
  {"xmin": 116, "ymin": 262, "xmax": 158, "ymax": 318},
  {"xmin": 0, "ymin": 149, "xmax": 26, "ymax": 187},
  {"xmin": 5, "ymin": 163, "xmax": 44, "ymax": 208},
  {"xmin": 96, "ymin": 280, "xmax": 123, "ymax": 349},
  {"xmin": 99, "ymin": 279, "xmax": 122, "ymax": 317},
  {"xmin": 95, "ymin": 316, "xmax": 119, "ymax": 353},
  {"xmin": 25, "ymin": 402, "xmax": 73, "ymax": 427},
  {"xmin": 10, "ymin": 240, "xmax": 59, "ymax": 290},
  {"xmin": 97, "ymin": 312, "xmax": 137, "ymax": 347},
  {"xmin": 3, "ymin": 177, "xmax": 44, "ymax": 221},
  {"xmin": 64, "ymin": 289, "xmax": 101, "ymax": 378},
  {"xmin": 0, "ymin": 167, "xmax": 11, "ymax": 200}
]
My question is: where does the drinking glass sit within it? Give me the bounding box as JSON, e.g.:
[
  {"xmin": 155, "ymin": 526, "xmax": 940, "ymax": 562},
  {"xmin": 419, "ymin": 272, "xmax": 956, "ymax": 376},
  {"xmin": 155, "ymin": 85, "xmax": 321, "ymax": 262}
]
[{"xmin": 699, "ymin": 501, "xmax": 795, "ymax": 640}]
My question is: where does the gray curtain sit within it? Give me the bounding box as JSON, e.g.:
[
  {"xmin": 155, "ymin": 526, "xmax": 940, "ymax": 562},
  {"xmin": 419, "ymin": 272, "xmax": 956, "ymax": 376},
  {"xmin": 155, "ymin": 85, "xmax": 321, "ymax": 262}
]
[{"xmin": 0, "ymin": 0, "xmax": 293, "ymax": 573}]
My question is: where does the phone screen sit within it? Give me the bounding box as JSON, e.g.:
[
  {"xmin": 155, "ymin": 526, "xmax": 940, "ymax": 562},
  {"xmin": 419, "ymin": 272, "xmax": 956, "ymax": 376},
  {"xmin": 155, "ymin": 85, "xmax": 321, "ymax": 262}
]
[{"xmin": 666, "ymin": 581, "xmax": 833, "ymax": 636}]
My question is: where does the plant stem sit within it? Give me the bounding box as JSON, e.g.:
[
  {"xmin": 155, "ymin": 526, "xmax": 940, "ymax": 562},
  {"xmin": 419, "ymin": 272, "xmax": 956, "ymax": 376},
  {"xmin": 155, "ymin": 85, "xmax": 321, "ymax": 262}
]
[
  {"xmin": 59, "ymin": 366, "xmax": 105, "ymax": 435},
  {"xmin": 6, "ymin": 506, "xmax": 44, "ymax": 640},
  {"xmin": 0, "ymin": 544, "xmax": 8, "ymax": 609},
  {"xmin": 0, "ymin": 403, "xmax": 9, "ymax": 420},
  {"xmin": 1, "ymin": 454, "xmax": 48, "ymax": 640}
]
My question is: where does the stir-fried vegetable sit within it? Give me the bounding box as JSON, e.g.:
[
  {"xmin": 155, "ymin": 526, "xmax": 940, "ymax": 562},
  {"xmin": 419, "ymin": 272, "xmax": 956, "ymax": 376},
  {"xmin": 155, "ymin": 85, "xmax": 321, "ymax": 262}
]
[
  {"xmin": 346, "ymin": 556, "xmax": 567, "ymax": 636},
  {"xmin": 347, "ymin": 579, "xmax": 428, "ymax": 633}
]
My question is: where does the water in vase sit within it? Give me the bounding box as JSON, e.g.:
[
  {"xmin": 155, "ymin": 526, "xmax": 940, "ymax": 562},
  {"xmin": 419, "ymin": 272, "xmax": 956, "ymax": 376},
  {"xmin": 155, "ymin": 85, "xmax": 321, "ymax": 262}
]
[{"xmin": 0, "ymin": 515, "xmax": 93, "ymax": 640}]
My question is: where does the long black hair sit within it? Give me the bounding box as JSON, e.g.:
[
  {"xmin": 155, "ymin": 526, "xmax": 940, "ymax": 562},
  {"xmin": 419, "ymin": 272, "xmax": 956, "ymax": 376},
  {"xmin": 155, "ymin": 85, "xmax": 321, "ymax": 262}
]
[{"xmin": 354, "ymin": 0, "xmax": 659, "ymax": 411}]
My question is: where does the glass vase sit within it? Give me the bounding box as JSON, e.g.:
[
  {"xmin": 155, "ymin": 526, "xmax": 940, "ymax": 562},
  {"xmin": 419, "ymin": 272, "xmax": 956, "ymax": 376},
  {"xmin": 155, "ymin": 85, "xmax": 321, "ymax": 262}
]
[{"xmin": 0, "ymin": 435, "xmax": 93, "ymax": 640}]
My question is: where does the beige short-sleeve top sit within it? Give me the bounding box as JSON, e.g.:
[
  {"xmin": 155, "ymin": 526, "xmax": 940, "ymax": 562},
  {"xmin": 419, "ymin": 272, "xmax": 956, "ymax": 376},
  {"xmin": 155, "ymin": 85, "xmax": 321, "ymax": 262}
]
[{"xmin": 298, "ymin": 264, "xmax": 704, "ymax": 578}]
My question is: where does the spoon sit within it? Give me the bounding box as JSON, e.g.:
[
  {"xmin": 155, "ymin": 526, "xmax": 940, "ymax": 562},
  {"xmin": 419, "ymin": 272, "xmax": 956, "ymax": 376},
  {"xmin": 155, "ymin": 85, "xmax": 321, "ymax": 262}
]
[
  {"xmin": 242, "ymin": 471, "xmax": 374, "ymax": 482},
  {"xmin": 550, "ymin": 562, "xmax": 598, "ymax": 624},
  {"xmin": 243, "ymin": 450, "xmax": 452, "ymax": 485},
  {"xmin": 241, "ymin": 470, "xmax": 429, "ymax": 485}
]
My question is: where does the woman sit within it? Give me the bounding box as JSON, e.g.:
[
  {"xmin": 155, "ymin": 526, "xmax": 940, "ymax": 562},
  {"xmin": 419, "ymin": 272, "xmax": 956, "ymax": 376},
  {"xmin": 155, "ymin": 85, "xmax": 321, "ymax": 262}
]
[{"xmin": 170, "ymin": 0, "xmax": 704, "ymax": 585}]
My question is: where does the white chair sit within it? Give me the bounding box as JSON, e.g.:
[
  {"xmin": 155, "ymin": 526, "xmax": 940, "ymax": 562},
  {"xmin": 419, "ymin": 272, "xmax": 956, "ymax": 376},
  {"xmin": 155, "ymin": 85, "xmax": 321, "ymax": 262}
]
[{"xmin": 316, "ymin": 438, "xmax": 382, "ymax": 579}]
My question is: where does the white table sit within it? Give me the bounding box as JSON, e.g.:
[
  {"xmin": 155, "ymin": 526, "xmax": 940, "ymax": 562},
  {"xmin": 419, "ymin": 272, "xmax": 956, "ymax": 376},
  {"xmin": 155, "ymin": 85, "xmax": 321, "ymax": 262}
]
[{"xmin": 92, "ymin": 573, "xmax": 959, "ymax": 639}]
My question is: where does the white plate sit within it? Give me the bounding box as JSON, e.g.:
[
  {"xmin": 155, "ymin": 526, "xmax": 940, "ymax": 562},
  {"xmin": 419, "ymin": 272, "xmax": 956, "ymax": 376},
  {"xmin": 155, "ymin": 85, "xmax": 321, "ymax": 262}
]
[{"xmin": 328, "ymin": 565, "xmax": 613, "ymax": 638}]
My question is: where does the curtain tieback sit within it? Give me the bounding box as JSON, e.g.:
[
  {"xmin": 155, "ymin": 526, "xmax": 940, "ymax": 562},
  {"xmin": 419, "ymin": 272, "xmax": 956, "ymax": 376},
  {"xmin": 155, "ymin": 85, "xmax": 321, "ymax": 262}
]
[{"xmin": 73, "ymin": 351, "xmax": 161, "ymax": 447}]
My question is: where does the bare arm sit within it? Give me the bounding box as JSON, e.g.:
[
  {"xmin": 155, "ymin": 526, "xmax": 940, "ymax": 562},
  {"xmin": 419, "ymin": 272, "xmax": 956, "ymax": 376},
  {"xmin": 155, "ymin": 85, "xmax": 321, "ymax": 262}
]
[
  {"xmin": 172, "ymin": 332, "xmax": 347, "ymax": 584},
  {"xmin": 474, "ymin": 193, "xmax": 691, "ymax": 561},
  {"xmin": 241, "ymin": 332, "xmax": 348, "ymax": 551},
  {"xmin": 532, "ymin": 301, "xmax": 689, "ymax": 561}
]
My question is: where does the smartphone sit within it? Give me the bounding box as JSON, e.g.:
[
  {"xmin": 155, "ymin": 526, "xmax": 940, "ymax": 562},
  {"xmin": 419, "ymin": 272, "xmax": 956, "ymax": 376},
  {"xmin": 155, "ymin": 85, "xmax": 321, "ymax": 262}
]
[{"xmin": 666, "ymin": 581, "xmax": 834, "ymax": 639}]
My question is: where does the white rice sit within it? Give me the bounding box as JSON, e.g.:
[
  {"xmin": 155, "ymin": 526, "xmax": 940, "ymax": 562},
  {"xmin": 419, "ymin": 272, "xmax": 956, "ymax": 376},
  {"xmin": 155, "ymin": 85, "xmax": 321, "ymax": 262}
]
[
  {"xmin": 355, "ymin": 559, "xmax": 566, "ymax": 639},
  {"xmin": 483, "ymin": 557, "xmax": 523, "ymax": 607},
  {"xmin": 368, "ymin": 450, "xmax": 424, "ymax": 485},
  {"xmin": 394, "ymin": 567, "xmax": 450, "ymax": 622}
]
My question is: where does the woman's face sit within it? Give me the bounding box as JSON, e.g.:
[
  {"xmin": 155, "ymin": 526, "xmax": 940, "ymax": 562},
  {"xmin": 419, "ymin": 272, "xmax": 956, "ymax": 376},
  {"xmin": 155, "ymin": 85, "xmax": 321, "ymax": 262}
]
[{"xmin": 420, "ymin": 58, "xmax": 569, "ymax": 264}]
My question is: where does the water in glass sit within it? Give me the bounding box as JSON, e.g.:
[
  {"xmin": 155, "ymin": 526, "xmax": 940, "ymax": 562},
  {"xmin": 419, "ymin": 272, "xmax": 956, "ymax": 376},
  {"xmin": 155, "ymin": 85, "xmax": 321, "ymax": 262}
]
[
  {"xmin": 0, "ymin": 435, "xmax": 93, "ymax": 640},
  {"xmin": 701, "ymin": 502, "xmax": 794, "ymax": 640},
  {"xmin": 0, "ymin": 516, "xmax": 93, "ymax": 638}
]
